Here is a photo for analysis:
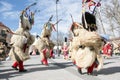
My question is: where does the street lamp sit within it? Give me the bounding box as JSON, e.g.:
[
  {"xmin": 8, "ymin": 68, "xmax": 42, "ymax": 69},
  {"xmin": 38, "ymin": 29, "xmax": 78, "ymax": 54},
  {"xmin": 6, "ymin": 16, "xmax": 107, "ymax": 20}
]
[{"xmin": 56, "ymin": 0, "xmax": 59, "ymax": 56}]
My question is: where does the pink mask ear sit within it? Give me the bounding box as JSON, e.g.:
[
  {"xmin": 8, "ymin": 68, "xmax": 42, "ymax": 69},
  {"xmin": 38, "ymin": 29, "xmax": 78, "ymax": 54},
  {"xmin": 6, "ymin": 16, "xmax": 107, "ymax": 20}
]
[{"xmin": 52, "ymin": 24, "xmax": 56, "ymax": 31}]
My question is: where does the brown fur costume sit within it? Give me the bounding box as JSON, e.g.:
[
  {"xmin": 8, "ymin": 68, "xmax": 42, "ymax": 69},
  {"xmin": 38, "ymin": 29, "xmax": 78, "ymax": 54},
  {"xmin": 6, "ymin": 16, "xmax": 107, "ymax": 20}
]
[
  {"xmin": 9, "ymin": 10, "xmax": 35, "ymax": 62},
  {"xmin": 69, "ymin": 19, "xmax": 104, "ymax": 74},
  {"xmin": 34, "ymin": 21, "xmax": 55, "ymax": 65},
  {"xmin": 71, "ymin": 29, "xmax": 103, "ymax": 70}
]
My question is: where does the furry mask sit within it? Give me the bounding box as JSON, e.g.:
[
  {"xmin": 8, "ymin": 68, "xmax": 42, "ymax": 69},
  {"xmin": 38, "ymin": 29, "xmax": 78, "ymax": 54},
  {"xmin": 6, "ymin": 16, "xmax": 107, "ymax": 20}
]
[
  {"xmin": 20, "ymin": 10, "xmax": 34, "ymax": 31},
  {"xmin": 41, "ymin": 22, "xmax": 55, "ymax": 38},
  {"xmin": 70, "ymin": 22, "xmax": 83, "ymax": 36}
]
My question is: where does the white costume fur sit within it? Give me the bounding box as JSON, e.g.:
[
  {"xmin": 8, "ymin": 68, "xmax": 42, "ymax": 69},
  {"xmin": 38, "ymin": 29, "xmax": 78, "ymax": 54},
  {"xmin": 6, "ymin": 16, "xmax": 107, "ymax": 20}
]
[
  {"xmin": 34, "ymin": 22, "xmax": 55, "ymax": 60},
  {"xmin": 9, "ymin": 10, "xmax": 35, "ymax": 62},
  {"xmin": 70, "ymin": 23, "xmax": 104, "ymax": 71}
]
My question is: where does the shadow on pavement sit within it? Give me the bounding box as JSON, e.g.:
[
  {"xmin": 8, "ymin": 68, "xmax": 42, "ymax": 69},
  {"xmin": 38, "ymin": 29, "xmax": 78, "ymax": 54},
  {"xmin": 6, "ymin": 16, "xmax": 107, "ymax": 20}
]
[
  {"xmin": 0, "ymin": 62, "xmax": 73, "ymax": 79},
  {"xmin": 0, "ymin": 71, "xmax": 22, "ymax": 80},
  {"xmin": 24, "ymin": 63, "xmax": 42, "ymax": 67},
  {"xmin": 103, "ymin": 62, "xmax": 115, "ymax": 65},
  {"xmin": 98, "ymin": 66, "xmax": 120, "ymax": 75},
  {"xmin": 27, "ymin": 62, "xmax": 73, "ymax": 72}
]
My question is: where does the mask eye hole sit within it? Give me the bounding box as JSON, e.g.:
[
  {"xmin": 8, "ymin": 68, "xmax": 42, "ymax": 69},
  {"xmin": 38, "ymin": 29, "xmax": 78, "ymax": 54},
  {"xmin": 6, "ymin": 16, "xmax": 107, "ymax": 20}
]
[
  {"xmin": 89, "ymin": 46, "xmax": 94, "ymax": 51},
  {"xmin": 79, "ymin": 45, "xmax": 85, "ymax": 49}
]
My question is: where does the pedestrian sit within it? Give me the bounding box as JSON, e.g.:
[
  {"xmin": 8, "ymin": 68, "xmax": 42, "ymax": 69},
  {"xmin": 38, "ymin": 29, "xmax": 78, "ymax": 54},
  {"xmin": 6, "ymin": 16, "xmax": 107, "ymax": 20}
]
[
  {"xmin": 102, "ymin": 42, "xmax": 113, "ymax": 58},
  {"xmin": 62, "ymin": 43, "xmax": 69, "ymax": 60}
]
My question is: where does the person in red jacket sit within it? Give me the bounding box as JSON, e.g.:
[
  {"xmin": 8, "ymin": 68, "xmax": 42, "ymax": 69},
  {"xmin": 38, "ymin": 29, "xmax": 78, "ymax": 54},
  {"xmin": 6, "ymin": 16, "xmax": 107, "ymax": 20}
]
[
  {"xmin": 102, "ymin": 42, "xmax": 113, "ymax": 58},
  {"xmin": 62, "ymin": 43, "xmax": 69, "ymax": 60}
]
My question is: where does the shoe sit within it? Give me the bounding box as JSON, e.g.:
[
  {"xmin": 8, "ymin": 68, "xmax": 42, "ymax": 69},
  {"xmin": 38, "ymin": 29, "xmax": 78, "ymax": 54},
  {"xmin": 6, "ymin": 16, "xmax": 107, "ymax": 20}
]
[
  {"xmin": 41, "ymin": 61, "xmax": 43, "ymax": 64},
  {"xmin": 41, "ymin": 59, "xmax": 48, "ymax": 66},
  {"xmin": 78, "ymin": 68, "xmax": 82, "ymax": 74},
  {"xmin": 87, "ymin": 72, "xmax": 97, "ymax": 76},
  {"xmin": 73, "ymin": 61, "xmax": 76, "ymax": 65},
  {"xmin": 12, "ymin": 66, "xmax": 18, "ymax": 70},
  {"xmin": 19, "ymin": 69, "xmax": 27, "ymax": 72}
]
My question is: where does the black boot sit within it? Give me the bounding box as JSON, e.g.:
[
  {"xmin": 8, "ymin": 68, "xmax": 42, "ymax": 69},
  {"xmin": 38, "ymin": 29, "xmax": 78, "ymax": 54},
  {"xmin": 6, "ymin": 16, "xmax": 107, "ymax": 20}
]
[
  {"xmin": 19, "ymin": 69, "xmax": 27, "ymax": 72},
  {"xmin": 78, "ymin": 68, "xmax": 82, "ymax": 74},
  {"xmin": 12, "ymin": 66, "xmax": 18, "ymax": 70},
  {"xmin": 87, "ymin": 72, "xmax": 97, "ymax": 76}
]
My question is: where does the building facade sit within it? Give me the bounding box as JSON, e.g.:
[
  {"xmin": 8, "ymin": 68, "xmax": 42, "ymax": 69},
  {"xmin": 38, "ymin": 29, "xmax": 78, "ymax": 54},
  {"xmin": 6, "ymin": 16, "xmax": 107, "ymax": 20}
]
[{"xmin": 0, "ymin": 22, "xmax": 12, "ymax": 60}]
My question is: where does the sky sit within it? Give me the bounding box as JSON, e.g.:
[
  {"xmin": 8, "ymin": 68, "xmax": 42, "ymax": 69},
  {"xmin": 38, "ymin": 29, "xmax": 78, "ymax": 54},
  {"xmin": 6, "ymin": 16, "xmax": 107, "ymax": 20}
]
[
  {"xmin": 0, "ymin": 0, "xmax": 119, "ymax": 39},
  {"xmin": 0, "ymin": 0, "xmax": 84, "ymax": 35}
]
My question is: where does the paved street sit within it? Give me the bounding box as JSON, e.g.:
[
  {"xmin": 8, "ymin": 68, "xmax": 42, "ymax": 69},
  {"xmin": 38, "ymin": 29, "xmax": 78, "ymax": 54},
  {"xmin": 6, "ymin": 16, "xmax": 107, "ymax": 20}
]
[{"xmin": 0, "ymin": 54, "xmax": 120, "ymax": 80}]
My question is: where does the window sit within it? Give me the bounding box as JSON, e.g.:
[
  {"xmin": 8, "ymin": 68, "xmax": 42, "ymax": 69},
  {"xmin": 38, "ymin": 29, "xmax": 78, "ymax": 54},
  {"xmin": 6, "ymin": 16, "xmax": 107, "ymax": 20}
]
[{"xmin": 1, "ymin": 30, "xmax": 7, "ymax": 38}]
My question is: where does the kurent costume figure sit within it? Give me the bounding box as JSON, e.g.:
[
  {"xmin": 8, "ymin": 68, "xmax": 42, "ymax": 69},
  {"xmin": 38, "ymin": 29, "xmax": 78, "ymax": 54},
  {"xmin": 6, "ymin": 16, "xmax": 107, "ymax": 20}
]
[
  {"xmin": 34, "ymin": 16, "xmax": 55, "ymax": 65},
  {"xmin": 9, "ymin": 8, "xmax": 35, "ymax": 72},
  {"xmin": 69, "ymin": 12, "xmax": 103, "ymax": 75}
]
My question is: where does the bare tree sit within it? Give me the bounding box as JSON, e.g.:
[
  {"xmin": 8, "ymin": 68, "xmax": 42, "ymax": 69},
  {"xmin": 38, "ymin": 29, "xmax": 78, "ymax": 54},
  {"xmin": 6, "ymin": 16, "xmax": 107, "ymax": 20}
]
[
  {"xmin": 51, "ymin": 31, "xmax": 65, "ymax": 46},
  {"xmin": 98, "ymin": 0, "xmax": 120, "ymax": 37},
  {"xmin": 95, "ymin": 8, "xmax": 106, "ymax": 34}
]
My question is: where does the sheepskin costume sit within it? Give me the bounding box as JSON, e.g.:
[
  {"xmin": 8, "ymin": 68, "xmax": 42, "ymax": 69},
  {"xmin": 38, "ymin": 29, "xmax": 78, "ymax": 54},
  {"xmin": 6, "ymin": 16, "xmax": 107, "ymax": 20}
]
[
  {"xmin": 9, "ymin": 10, "xmax": 35, "ymax": 61},
  {"xmin": 70, "ymin": 29, "xmax": 103, "ymax": 75},
  {"xmin": 74, "ymin": 29, "xmax": 103, "ymax": 65},
  {"xmin": 69, "ymin": 22, "xmax": 84, "ymax": 63},
  {"xmin": 9, "ymin": 10, "xmax": 35, "ymax": 72},
  {"xmin": 34, "ymin": 22, "xmax": 55, "ymax": 65},
  {"xmin": 70, "ymin": 12, "xmax": 104, "ymax": 75}
]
